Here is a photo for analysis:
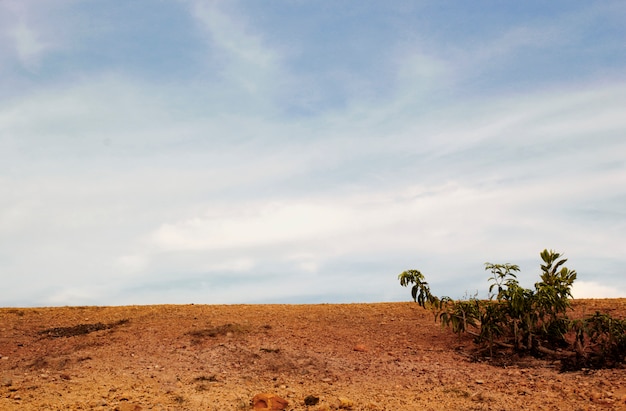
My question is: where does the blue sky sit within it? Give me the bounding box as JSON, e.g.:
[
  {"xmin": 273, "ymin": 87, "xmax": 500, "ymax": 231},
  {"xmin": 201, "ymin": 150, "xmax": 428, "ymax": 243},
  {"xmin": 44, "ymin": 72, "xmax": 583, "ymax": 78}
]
[{"xmin": 1, "ymin": 1, "xmax": 625, "ymax": 306}]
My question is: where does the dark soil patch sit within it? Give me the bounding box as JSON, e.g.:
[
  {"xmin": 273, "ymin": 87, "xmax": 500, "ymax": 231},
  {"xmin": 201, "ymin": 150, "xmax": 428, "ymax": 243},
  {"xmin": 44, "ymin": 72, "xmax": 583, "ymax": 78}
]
[
  {"xmin": 186, "ymin": 323, "xmax": 249, "ymax": 339},
  {"xmin": 38, "ymin": 319, "xmax": 129, "ymax": 338}
]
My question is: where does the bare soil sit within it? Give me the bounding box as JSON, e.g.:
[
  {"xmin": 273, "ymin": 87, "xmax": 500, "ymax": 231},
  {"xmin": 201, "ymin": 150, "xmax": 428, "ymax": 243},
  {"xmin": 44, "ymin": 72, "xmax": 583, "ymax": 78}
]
[{"xmin": 1, "ymin": 300, "xmax": 625, "ymax": 410}]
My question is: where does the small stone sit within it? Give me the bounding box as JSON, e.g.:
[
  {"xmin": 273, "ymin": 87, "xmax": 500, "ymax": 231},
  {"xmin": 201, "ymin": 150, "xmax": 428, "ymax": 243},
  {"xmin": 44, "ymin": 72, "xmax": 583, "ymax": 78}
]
[
  {"xmin": 338, "ymin": 397, "xmax": 354, "ymax": 409},
  {"xmin": 252, "ymin": 393, "xmax": 289, "ymax": 410},
  {"xmin": 2, "ymin": 377, "xmax": 12, "ymax": 387},
  {"xmin": 353, "ymin": 344, "xmax": 368, "ymax": 352},
  {"xmin": 475, "ymin": 380, "xmax": 484, "ymax": 384},
  {"xmin": 471, "ymin": 392, "xmax": 486, "ymax": 402},
  {"xmin": 304, "ymin": 395, "xmax": 319, "ymax": 406}
]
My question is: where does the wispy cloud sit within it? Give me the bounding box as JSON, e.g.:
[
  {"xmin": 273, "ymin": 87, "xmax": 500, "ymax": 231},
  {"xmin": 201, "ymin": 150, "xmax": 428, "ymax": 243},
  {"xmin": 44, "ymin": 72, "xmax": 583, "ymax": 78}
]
[
  {"xmin": 186, "ymin": 0, "xmax": 285, "ymax": 98},
  {"xmin": 0, "ymin": 0, "xmax": 76, "ymax": 72},
  {"xmin": 0, "ymin": 1, "xmax": 624, "ymax": 306},
  {"xmin": 8, "ymin": 22, "xmax": 47, "ymax": 70}
]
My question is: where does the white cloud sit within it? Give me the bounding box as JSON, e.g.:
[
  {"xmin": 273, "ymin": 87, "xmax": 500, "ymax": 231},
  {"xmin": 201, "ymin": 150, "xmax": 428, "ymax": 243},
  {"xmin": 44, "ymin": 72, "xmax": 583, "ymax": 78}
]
[
  {"xmin": 9, "ymin": 22, "xmax": 46, "ymax": 70},
  {"xmin": 0, "ymin": 2, "xmax": 625, "ymax": 305},
  {"xmin": 189, "ymin": 1, "xmax": 275, "ymax": 68},
  {"xmin": 148, "ymin": 178, "xmax": 588, "ymax": 259},
  {"xmin": 116, "ymin": 254, "xmax": 149, "ymax": 274},
  {"xmin": 186, "ymin": 0, "xmax": 284, "ymax": 96},
  {"xmin": 286, "ymin": 253, "xmax": 320, "ymax": 273},
  {"xmin": 152, "ymin": 201, "xmax": 359, "ymax": 251},
  {"xmin": 572, "ymin": 281, "xmax": 626, "ymax": 299},
  {"xmin": 2, "ymin": 73, "xmax": 624, "ymax": 305},
  {"xmin": 203, "ymin": 258, "xmax": 255, "ymax": 272},
  {"xmin": 46, "ymin": 287, "xmax": 103, "ymax": 306},
  {"xmin": 0, "ymin": 76, "xmax": 173, "ymax": 144},
  {"xmin": 0, "ymin": 0, "xmax": 77, "ymax": 72}
]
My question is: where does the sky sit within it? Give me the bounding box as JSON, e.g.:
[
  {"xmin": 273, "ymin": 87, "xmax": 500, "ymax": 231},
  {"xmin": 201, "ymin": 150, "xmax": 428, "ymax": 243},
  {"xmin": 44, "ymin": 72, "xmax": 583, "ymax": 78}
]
[{"xmin": 1, "ymin": 1, "xmax": 625, "ymax": 307}]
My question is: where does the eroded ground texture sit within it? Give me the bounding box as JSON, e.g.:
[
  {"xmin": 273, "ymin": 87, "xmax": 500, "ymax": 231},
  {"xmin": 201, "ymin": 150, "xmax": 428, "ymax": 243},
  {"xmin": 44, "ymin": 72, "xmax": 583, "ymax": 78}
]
[{"xmin": 1, "ymin": 300, "xmax": 625, "ymax": 410}]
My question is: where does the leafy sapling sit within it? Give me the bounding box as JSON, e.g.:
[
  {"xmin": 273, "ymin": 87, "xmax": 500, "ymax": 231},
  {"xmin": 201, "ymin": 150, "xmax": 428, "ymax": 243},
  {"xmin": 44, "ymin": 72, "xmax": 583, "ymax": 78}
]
[
  {"xmin": 485, "ymin": 263, "xmax": 520, "ymax": 301},
  {"xmin": 398, "ymin": 269, "xmax": 435, "ymax": 308}
]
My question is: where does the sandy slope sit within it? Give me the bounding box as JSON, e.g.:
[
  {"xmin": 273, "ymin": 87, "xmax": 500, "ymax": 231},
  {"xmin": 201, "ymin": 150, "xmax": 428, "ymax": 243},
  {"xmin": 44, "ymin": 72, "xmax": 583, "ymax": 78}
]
[{"xmin": 1, "ymin": 300, "xmax": 625, "ymax": 410}]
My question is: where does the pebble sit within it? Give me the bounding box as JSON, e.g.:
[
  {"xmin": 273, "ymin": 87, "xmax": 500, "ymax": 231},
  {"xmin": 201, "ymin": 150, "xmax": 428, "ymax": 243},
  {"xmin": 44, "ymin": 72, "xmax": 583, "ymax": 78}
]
[
  {"xmin": 304, "ymin": 395, "xmax": 319, "ymax": 406},
  {"xmin": 338, "ymin": 397, "xmax": 355, "ymax": 409},
  {"xmin": 2, "ymin": 377, "xmax": 12, "ymax": 387},
  {"xmin": 252, "ymin": 393, "xmax": 289, "ymax": 410}
]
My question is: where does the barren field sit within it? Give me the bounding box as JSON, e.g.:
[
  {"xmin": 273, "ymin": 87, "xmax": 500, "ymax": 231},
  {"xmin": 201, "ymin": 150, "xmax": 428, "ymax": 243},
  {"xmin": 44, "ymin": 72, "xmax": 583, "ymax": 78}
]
[{"xmin": 1, "ymin": 300, "xmax": 625, "ymax": 410}]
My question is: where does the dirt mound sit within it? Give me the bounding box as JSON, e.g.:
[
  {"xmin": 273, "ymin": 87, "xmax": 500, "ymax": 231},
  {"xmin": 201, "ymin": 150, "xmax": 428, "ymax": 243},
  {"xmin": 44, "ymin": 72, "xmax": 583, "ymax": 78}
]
[{"xmin": 1, "ymin": 301, "xmax": 625, "ymax": 410}]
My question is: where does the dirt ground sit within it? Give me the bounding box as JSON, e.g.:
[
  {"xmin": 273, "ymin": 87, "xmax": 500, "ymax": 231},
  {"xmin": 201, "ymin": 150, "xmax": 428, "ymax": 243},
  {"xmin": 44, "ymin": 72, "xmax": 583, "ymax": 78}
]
[{"xmin": 1, "ymin": 300, "xmax": 625, "ymax": 410}]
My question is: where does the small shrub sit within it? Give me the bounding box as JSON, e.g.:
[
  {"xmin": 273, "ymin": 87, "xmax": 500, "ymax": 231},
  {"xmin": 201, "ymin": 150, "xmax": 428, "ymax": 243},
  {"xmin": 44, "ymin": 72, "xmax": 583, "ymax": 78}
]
[
  {"xmin": 571, "ymin": 312, "xmax": 626, "ymax": 368},
  {"xmin": 439, "ymin": 296, "xmax": 480, "ymax": 340},
  {"xmin": 400, "ymin": 249, "xmax": 625, "ymax": 369}
]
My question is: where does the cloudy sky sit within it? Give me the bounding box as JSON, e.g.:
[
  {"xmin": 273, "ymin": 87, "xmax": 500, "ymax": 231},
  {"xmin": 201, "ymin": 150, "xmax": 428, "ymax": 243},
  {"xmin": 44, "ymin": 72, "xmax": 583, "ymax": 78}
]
[{"xmin": 1, "ymin": 1, "xmax": 625, "ymax": 307}]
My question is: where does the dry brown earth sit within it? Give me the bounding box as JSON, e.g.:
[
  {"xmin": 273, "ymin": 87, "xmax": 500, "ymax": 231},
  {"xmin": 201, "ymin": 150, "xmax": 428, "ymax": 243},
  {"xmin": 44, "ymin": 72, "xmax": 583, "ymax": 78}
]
[{"xmin": 1, "ymin": 300, "xmax": 626, "ymax": 410}]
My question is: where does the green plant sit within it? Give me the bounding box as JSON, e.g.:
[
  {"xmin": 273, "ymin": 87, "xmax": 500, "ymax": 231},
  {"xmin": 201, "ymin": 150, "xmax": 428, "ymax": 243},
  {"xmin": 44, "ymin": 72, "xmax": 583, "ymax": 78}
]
[
  {"xmin": 439, "ymin": 296, "xmax": 480, "ymax": 340},
  {"xmin": 399, "ymin": 249, "xmax": 625, "ymax": 369},
  {"xmin": 477, "ymin": 301, "xmax": 507, "ymax": 356},
  {"xmin": 535, "ymin": 249, "xmax": 577, "ymax": 323},
  {"xmin": 482, "ymin": 250, "xmax": 577, "ymax": 353},
  {"xmin": 573, "ymin": 312, "xmax": 626, "ymax": 368},
  {"xmin": 486, "ymin": 263, "xmax": 520, "ymax": 300},
  {"xmin": 484, "ymin": 262, "xmax": 536, "ymax": 350},
  {"xmin": 398, "ymin": 269, "xmax": 436, "ymax": 308}
]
